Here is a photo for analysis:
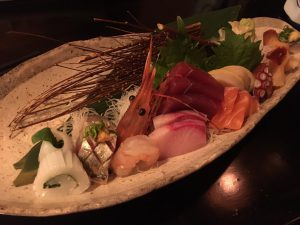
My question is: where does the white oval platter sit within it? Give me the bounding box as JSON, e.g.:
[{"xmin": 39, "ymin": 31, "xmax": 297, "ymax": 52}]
[{"xmin": 0, "ymin": 17, "xmax": 299, "ymax": 216}]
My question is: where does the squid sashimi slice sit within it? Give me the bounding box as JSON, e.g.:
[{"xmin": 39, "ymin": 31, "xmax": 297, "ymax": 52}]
[
  {"xmin": 33, "ymin": 139, "xmax": 90, "ymax": 198},
  {"xmin": 158, "ymin": 93, "xmax": 221, "ymax": 118},
  {"xmin": 39, "ymin": 131, "xmax": 73, "ymax": 166},
  {"xmin": 33, "ymin": 141, "xmax": 90, "ymax": 198},
  {"xmin": 166, "ymin": 62, "xmax": 224, "ymax": 101},
  {"xmin": 111, "ymin": 135, "xmax": 160, "ymax": 177},
  {"xmin": 211, "ymin": 87, "xmax": 239, "ymax": 129},
  {"xmin": 153, "ymin": 110, "xmax": 207, "ymax": 129},
  {"xmin": 149, "ymin": 120, "xmax": 207, "ymax": 160}
]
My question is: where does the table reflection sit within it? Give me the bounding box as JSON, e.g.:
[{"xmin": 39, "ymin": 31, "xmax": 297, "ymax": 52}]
[
  {"xmin": 219, "ymin": 172, "xmax": 240, "ymax": 195},
  {"xmin": 204, "ymin": 165, "xmax": 252, "ymax": 213},
  {"xmin": 202, "ymin": 139, "xmax": 292, "ymax": 216}
]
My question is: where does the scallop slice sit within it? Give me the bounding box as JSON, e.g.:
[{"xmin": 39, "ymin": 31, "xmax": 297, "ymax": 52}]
[
  {"xmin": 222, "ymin": 65, "xmax": 255, "ymax": 91},
  {"xmin": 209, "ymin": 68, "xmax": 246, "ymax": 90},
  {"xmin": 111, "ymin": 135, "xmax": 159, "ymax": 177},
  {"xmin": 209, "ymin": 65, "xmax": 254, "ymax": 91}
]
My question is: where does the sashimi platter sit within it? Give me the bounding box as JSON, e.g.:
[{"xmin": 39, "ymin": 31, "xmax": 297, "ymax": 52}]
[{"xmin": 0, "ymin": 6, "xmax": 299, "ymax": 216}]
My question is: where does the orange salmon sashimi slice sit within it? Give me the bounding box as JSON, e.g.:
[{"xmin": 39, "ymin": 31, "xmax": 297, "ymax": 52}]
[
  {"xmin": 247, "ymin": 95, "xmax": 260, "ymax": 117},
  {"xmin": 211, "ymin": 88, "xmax": 260, "ymax": 131},
  {"xmin": 211, "ymin": 87, "xmax": 239, "ymax": 129},
  {"xmin": 224, "ymin": 90, "xmax": 251, "ymax": 130}
]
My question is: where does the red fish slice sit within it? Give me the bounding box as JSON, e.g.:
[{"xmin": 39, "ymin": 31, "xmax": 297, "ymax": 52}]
[{"xmin": 157, "ymin": 62, "xmax": 224, "ymax": 118}]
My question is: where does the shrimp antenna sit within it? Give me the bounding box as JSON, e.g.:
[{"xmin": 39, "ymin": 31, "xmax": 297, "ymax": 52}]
[
  {"xmin": 126, "ymin": 10, "xmax": 150, "ymax": 31},
  {"xmin": 6, "ymin": 31, "xmax": 65, "ymax": 44},
  {"xmin": 93, "ymin": 18, "xmax": 153, "ymax": 32},
  {"xmin": 9, "ymin": 32, "xmax": 167, "ymax": 133}
]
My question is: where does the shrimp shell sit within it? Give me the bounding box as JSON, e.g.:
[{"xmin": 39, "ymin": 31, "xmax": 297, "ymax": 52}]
[{"xmin": 116, "ymin": 38, "xmax": 156, "ymax": 145}]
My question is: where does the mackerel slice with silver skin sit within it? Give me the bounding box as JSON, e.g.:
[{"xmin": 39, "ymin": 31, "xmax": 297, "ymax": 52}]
[{"xmin": 78, "ymin": 135, "xmax": 116, "ymax": 184}]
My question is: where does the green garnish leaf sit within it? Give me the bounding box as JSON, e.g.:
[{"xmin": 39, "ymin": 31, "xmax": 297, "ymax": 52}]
[
  {"xmin": 168, "ymin": 5, "xmax": 241, "ymax": 39},
  {"xmin": 31, "ymin": 127, "xmax": 63, "ymax": 148},
  {"xmin": 88, "ymin": 100, "xmax": 109, "ymax": 115},
  {"xmin": 176, "ymin": 16, "xmax": 186, "ymax": 34},
  {"xmin": 155, "ymin": 27, "xmax": 262, "ymax": 86},
  {"xmin": 84, "ymin": 122, "xmax": 105, "ymax": 139},
  {"xmin": 154, "ymin": 35, "xmax": 207, "ymax": 88},
  {"xmin": 154, "ymin": 5, "xmax": 242, "ymax": 87},
  {"xmin": 13, "ymin": 142, "xmax": 42, "ymax": 187},
  {"xmin": 206, "ymin": 28, "xmax": 263, "ymax": 71},
  {"xmin": 279, "ymin": 26, "xmax": 294, "ymax": 42}
]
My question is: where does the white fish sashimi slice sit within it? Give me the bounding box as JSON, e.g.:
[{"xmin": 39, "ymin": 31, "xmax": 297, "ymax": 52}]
[
  {"xmin": 149, "ymin": 119, "xmax": 207, "ymax": 160},
  {"xmin": 153, "ymin": 110, "xmax": 207, "ymax": 129}
]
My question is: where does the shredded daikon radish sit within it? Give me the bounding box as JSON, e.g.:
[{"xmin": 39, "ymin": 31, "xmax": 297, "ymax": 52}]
[
  {"xmin": 69, "ymin": 108, "xmax": 100, "ymax": 147},
  {"xmin": 104, "ymin": 85, "xmax": 140, "ymax": 125}
]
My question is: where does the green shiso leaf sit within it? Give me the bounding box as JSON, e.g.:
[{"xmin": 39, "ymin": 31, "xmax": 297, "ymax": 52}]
[
  {"xmin": 167, "ymin": 5, "xmax": 241, "ymax": 39},
  {"xmin": 205, "ymin": 28, "xmax": 263, "ymax": 71},
  {"xmin": 176, "ymin": 16, "xmax": 186, "ymax": 34},
  {"xmin": 154, "ymin": 5, "xmax": 242, "ymax": 88},
  {"xmin": 154, "ymin": 35, "xmax": 207, "ymax": 88}
]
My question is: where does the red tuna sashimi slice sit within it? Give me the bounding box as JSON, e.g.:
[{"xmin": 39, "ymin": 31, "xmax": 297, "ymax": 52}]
[
  {"xmin": 223, "ymin": 90, "xmax": 251, "ymax": 130},
  {"xmin": 211, "ymin": 87, "xmax": 239, "ymax": 129},
  {"xmin": 153, "ymin": 110, "xmax": 207, "ymax": 129},
  {"xmin": 165, "ymin": 75, "xmax": 223, "ymax": 102},
  {"xmin": 157, "ymin": 62, "xmax": 224, "ymax": 118},
  {"xmin": 158, "ymin": 93, "xmax": 221, "ymax": 118},
  {"xmin": 149, "ymin": 119, "xmax": 207, "ymax": 160},
  {"xmin": 166, "ymin": 62, "xmax": 224, "ymax": 101}
]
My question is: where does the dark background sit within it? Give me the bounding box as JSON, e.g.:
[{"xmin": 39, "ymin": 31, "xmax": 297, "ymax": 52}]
[
  {"xmin": 1, "ymin": 0, "xmax": 300, "ymax": 225},
  {"xmin": 0, "ymin": 0, "xmax": 290, "ymax": 73}
]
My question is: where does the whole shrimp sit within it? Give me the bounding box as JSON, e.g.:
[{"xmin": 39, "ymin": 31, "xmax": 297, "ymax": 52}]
[{"xmin": 116, "ymin": 37, "xmax": 156, "ymax": 146}]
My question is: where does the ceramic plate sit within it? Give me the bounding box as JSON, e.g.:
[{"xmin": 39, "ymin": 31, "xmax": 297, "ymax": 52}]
[{"xmin": 0, "ymin": 17, "xmax": 299, "ymax": 216}]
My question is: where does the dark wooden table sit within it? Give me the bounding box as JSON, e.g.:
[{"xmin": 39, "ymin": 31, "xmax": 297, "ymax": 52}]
[{"xmin": 1, "ymin": 0, "xmax": 299, "ymax": 224}]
